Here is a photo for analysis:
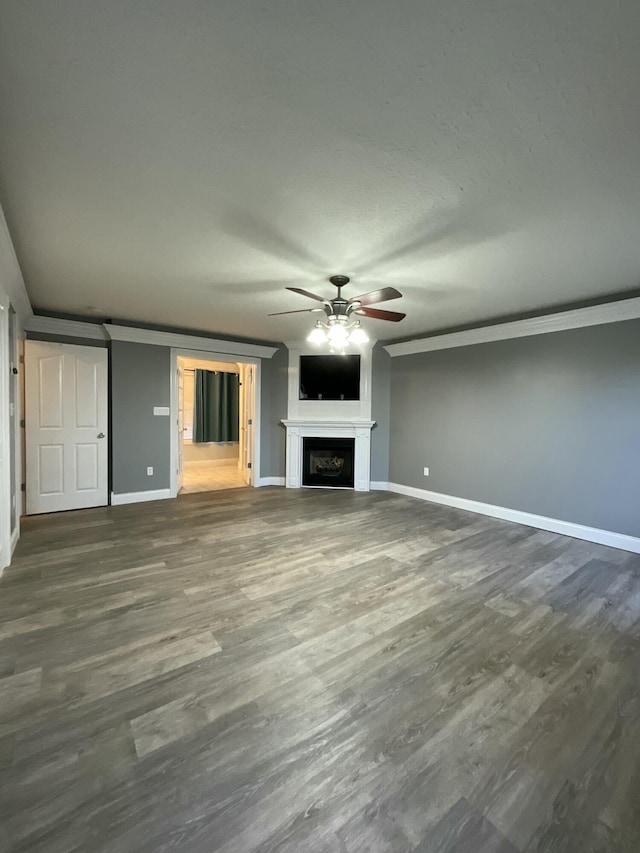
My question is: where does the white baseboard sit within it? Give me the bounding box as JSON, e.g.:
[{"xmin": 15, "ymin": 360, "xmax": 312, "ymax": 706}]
[
  {"xmin": 370, "ymin": 481, "xmax": 389, "ymax": 491},
  {"xmin": 256, "ymin": 476, "xmax": 285, "ymax": 487},
  {"xmin": 386, "ymin": 482, "xmax": 640, "ymax": 555},
  {"xmin": 111, "ymin": 489, "xmax": 173, "ymax": 506},
  {"xmin": 0, "ymin": 524, "xmax": 22, "ymax": 574},
  {"xmin": 10, "ymin": 523, "xmax": 20, "ymax": 555}
]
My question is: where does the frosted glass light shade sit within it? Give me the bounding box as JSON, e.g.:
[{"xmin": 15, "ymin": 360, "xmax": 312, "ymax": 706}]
[
  {"xmin": 349, "ymin": 325, "xmax": 369, "ymax": 344},
  {"xmin": 307, "ymin": 325, "xmax": 328, "ymax": 343},
  {"xmin": 327, "ymin": 322, "xmax": 349, "ymax": 342}
]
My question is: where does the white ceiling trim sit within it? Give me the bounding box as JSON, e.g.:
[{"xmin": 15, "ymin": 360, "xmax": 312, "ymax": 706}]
[
  {"xmin": 25, "ymin": 315, "xmax": 108, "ymax": 340},
  {"xmin": 384, "ymin": 297, "xmax": 640, "ymax": 358},
  {"xmin": 0, "ymin": 203, "xmax": 32, "ymax": 325},
  {"xmin": 104, "ymin": 324, "xmax": 278, "ymax": 359}
]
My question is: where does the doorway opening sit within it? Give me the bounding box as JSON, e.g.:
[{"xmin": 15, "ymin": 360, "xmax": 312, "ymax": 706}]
[{"xmin": 174, "ymin": 354, "xmax": 256, "ymax": 495}]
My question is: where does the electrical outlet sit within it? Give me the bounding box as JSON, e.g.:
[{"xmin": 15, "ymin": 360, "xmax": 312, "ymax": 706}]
[
  {"xmin": 423, "ymin": 467, "xmax": 429, "ymax": 476},
  {"xmin": 146, "ymin": 466, "xmax": 154, "ymax": 476}
]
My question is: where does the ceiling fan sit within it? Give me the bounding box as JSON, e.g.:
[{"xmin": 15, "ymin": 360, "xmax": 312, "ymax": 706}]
[{"xmin": 269, "ymin": 275, "xmax": 405, "ymax": 347}]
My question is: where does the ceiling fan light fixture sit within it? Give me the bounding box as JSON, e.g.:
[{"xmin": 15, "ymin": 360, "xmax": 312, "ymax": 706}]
[
  {"xmin": 348, "ymin": 323, "xmax": 369, "ymax": 344},
  {"xmin": 307, "ymin": 323, "xmax": 328, "ymax": 344},
  {"xmin": 327, "ymin": 322, "xmax": 349, "ymax": 343},
  {"xmin": 280, "ymin": 273, "xmax": 404, "ymax": 348}
]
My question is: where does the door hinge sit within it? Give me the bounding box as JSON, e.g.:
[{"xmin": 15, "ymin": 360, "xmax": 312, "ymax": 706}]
[
  {"xmin": 20, "ymin": 419, "xmax": 25, "ymax": 428},
  {"xmin": 248, "ymin": 418, "xmax": 253, "ymax": 425},
  {"xmin": 247, "ymin": 462, "xmax": 252, "ymax": 469},
  {"xmin": 21, "ymin": 482, "xmax": 26, "ymax": 492}
]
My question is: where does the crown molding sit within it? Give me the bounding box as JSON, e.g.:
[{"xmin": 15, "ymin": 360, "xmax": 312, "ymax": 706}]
[
  {"xmin": 23, "ymin": 316, "xmax": 280, "ymax": 357},
  {"xmin": 25, "ymin": 315, "xmax": 108, "ymax": 340},
  {"xmin": 0, "ymin": 203, "xmax": 32, "ymax": 324},
  {"xmin": 384, "ymin": 297, "xmax": 640, "ymax": 357},
  {"xmin": 103, "ymin": 324, "xmax": 278, "ymax": 359}
]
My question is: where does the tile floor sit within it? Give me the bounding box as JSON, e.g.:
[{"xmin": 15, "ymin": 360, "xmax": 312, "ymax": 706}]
[{"xmin": 179, "ymin": 461, "xmax": 248, "ymax": 494}]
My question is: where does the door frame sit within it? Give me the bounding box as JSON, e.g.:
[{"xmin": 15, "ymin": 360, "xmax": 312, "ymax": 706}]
[
  {"xmin": 8, "ymin": 307, "xmax": 20, "ymax": 554},
  {"xmin": 0, "ymin": 286, "xmax": 11, "ymax": 570},
  {"xmin": 177, "ymin": 361, "xmax": 185, "ymax": 493},
  {"xmin": 237, "ymin": 362, "xmax": 255, "ymax": 485},
  {"xmin": 169, "ymin": 348, "xmax": 261, "ymax": 498}
]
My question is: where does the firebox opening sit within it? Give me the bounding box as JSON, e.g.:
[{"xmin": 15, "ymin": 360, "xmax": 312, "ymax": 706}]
[{"xmin": 302, "ymin": 437, "xmax": 355, "ymax": 488}]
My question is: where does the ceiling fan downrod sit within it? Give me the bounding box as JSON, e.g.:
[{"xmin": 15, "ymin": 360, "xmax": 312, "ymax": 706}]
[{"xmin": 328, "ymin": 274, "xmax": 350, "ymax": 298}]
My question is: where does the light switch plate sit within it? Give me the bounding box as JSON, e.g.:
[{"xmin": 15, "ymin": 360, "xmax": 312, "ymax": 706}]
[{"xmin": 153, "ymin": 406, "xmax": 170, "ymax": 416}]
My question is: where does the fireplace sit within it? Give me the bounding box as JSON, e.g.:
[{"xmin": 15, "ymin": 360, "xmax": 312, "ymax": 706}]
[
  {"xmin": 282, "ymin": 343, "xmax": 375, "ymax": 491},
  {"xmin": 302, "ymin": 437, "xmax": 355, "ymax": 488},
  {"xmin": 282, "ymin": 420, "xmax": 374, "ymax": 491}
]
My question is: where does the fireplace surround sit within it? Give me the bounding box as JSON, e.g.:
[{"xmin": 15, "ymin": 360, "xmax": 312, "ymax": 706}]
[
  {"xmin": 282, "ymin": 420, "xmax": 374, "ymax": 490},
  {"xmin": 282, "ymin": 342, "xmax": 375, "ymax": 491}
]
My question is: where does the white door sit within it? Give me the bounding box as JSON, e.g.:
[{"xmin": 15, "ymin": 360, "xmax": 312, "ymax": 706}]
[{"xmin": 25, "ymin": 341, "xmax": 108, "ymax": 514}]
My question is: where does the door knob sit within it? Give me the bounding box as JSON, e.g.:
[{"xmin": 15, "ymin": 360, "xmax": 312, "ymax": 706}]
[{"xmin": 97, "ymin": 432, "xmax": 105, "ymax": 439}]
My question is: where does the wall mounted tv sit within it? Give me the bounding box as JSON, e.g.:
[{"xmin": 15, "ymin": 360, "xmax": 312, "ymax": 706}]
[{"xmin": 299, "ymin": 354, "xmax": 361, "ymax": 401}]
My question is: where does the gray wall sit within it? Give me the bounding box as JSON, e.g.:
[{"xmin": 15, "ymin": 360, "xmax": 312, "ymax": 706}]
[
  {"xmin": 389, "ymin": 319, "xmax": 640, "ymax": 537},
  {"xmin": 111, "ymin": 342, "xmax": 172, "ymax": 494},
  {"xmin": 370, "ymin": 343, "xmax": 390, "ymax": 483},
  {"xmin": 111, "ymin": 340, "xmax": 287, "ymax": 492},
  {"xmin": 260, "ymin": 345, "xmax": 288, "ymax": 478}
]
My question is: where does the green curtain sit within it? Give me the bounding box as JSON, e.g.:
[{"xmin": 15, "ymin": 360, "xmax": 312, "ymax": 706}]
[{"xmin": 193, "ymin": 370, "xmax": 239, "ymax": 443}]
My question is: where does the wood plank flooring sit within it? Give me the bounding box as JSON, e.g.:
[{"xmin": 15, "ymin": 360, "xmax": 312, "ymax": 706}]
[{"xmin": 1, "ymin": 488, "xmax": 639, "ymax": 852}]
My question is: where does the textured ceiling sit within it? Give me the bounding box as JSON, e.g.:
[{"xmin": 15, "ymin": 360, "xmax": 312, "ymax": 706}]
[{"xmin": 1, "ymin": 1, "xmax": 640, "ymax": 343}]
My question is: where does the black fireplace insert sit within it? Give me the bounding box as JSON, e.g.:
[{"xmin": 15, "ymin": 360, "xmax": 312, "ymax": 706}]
[{"xmin": 302, "ymin": 437, "xmax": 355, "ymax": 488}]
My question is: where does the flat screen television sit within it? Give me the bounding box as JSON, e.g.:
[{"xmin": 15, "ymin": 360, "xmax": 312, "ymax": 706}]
[{"xmin": 299, "ymin": 354, "xmax": 361, "ymax": 401}]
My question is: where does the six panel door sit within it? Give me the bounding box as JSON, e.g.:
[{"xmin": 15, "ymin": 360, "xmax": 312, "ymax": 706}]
[{"xmin": 25, "ymin": 341, "xmax": 108, "ymax": 514}]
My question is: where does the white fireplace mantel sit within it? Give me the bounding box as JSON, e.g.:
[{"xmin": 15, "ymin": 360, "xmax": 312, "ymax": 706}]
[{"xmin": 282, "ymin": 420, "xmax": 375, "ymax": 491}]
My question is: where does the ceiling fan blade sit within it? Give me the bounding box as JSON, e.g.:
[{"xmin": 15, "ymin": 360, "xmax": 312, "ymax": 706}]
[
  {"xmin": 286, "ymin": 287, "xmax": 328, "ymax": 303},
  {"xmin": 355, "ymin": 306, "xmax": 406, "ymax": 322},
  {"xmin": 348, "ymin": 287, "xmax": 403, "ymax": 307},
  {"xmin": 268, "ymin": 308, "xmax": 324, "ymax": 316}
]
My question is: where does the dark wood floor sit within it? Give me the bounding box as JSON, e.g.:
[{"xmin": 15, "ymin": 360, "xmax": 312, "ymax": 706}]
[{"xmin": 1, "ymin": 488, "xmax": 640, "ymax": 852}]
